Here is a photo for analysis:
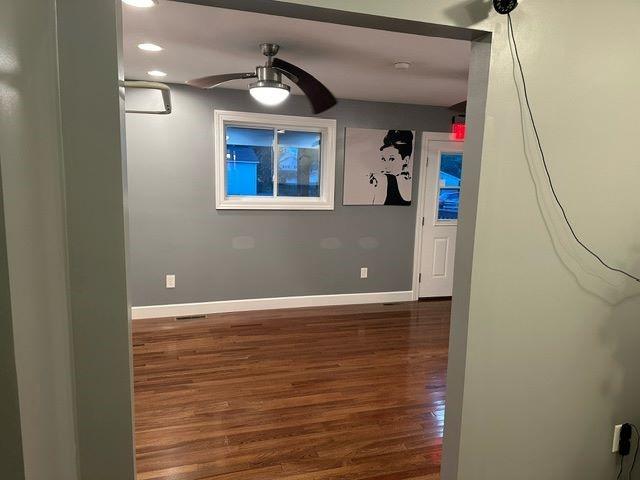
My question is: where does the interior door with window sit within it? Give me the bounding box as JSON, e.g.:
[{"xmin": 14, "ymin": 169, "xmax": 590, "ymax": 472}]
[{"xmin": 419, "ymin": 140, "xmax": 463, "ymax": 298}]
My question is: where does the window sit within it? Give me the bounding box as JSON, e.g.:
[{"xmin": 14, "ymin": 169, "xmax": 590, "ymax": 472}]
[
  {"xmin": 214, "ymin": 110, "xmax": 336, "ymax": 210},
  {"xmin": 437, "ymin": 152, "xmax": 463, "ymax": 221}
]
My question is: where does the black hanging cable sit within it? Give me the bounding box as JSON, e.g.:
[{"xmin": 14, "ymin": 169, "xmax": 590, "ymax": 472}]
[
  {"xmin": 507, "ymin": 13, "xmax": 640, "ymax": 283},
  {"xmin": 618, "ymin": 454, "xmax": 625, "ymax": 480},
  {"xmin": 629, "ymin": 424, "xmax": 639, "ymax": 479}
]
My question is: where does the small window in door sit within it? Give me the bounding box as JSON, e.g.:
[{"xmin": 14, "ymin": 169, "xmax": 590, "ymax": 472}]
[{"xmin": 437, "ymin": 152, "xmax": 462, "ymax": 221}]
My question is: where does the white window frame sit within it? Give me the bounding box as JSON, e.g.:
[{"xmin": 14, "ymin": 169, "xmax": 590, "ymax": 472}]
[
  {"xmin": 434, "ymin": 150, "xmax": 463, "ymax": 226},
  {"xmin": 214, "ymin": 109, "xmax": 336, "ymax": 210}
]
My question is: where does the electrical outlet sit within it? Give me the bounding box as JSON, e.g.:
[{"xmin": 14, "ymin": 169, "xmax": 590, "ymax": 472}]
[
  {"xmin": 360, "ymin": 267, "xmax": 368, "ymax": 279},
  {"xmin": 613, "ymin": 424, "xmax": 623, "ymax": 453},
  {"xmin": 165, "ymin": 274, "xmax": 176, "ymax": 289}
]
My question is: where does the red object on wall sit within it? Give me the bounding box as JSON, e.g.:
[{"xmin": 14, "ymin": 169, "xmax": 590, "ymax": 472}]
[{"xmin": 452, "ymin": 122, "xmax": 466, "ymax": 140}]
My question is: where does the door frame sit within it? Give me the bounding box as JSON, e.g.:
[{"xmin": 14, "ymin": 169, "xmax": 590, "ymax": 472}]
[
  {"xmin": 411, "ymin": 132, "xmax": 464, "ymax": 300},
  {"xmin": 17, "ymin": 1, "xmax": 490, "ymax": 478}
]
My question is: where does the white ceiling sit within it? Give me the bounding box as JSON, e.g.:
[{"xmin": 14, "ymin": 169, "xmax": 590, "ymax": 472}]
[{"xmin": 122, "ymin": 2, "xmax": 470, "ymax": 107}]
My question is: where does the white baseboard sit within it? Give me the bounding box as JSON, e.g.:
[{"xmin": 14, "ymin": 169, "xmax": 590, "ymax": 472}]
[{"xmin": 131, "ymin": 290, "xmax": 413, "ymax": 320}]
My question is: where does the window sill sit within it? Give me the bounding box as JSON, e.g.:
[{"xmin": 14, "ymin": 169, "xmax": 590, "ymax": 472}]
[{"xmin": 216, "ymin": 197, "xmax": 334, "ymax": 211}]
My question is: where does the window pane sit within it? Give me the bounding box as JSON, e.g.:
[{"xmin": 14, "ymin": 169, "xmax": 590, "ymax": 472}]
[
  {"xmin": 225, "ymin": 126, "xmax": 274, "ymax": 196},
  {"xmin": 438, "ymin": 188, "xmax": 460, "ymax": 220},
  {"xmin": 439, "ymin": 152, "xmax": 462, "ymax": 187},
  {"xmin": 276, "ymin": 130, "xmax": 321, "ymax": 197}
]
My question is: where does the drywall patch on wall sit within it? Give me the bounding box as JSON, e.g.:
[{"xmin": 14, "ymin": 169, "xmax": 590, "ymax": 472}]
[
  {"xmin": 358, "ymin": 236, "xmax": 380, "ymax": 250},
  {"xmin": 231, "ymin": 236, "xmax": 256, "ymax": 250},
  {"xmin": 320, "ymin": 237, "xmax": 343, "ymax": 250}
]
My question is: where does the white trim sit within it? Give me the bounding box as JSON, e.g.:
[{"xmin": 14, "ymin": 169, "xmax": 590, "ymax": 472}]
[
  {"xmin": 213, "ymin": 109, "xmax": 336, "ymax": 210},
  {"xmin": 131, "ymin": 290, "xmax": 413, "ymax": 320},
  {"xmin": 411, "ymin": 132, "xmax": 463, "ymax": 300}
]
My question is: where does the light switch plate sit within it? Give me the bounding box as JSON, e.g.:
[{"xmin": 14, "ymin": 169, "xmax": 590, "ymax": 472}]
[{"xmin": 166, "ymin": 274, "xmax": 176, "ymax": 289}]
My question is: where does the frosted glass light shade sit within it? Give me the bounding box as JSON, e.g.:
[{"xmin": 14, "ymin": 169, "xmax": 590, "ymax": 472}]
[{"xmin": 249, "ymin": 85, "xmax": 290, "ymax": 106}]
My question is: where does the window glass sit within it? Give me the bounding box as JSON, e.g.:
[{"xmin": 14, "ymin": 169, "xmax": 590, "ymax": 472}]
[
  {"xmin": 437, "ymin": 152, "xmax": 463, "ymax": 220},
  {"xmin": 276, "ymin": 130, "xmax": 321, "ymax": 197},
  {"xmin": 225, "ymin": 126, "xmax": 274, "ymax": 196},
  {"xmin": 439, "ymin": 152, "xmax": 462, "ymax": 187},
  {"xmin": 438, "ymin": 188, "xmax": 460, "ymax": 220}
]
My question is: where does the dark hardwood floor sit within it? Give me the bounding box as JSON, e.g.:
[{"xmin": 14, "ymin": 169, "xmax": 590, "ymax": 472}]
[{"xmin": 132, "ymin": 300, "xmax": 451, "ymax": 480}]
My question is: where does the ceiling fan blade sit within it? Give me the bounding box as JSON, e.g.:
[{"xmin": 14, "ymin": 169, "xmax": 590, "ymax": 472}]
[
  {"xmin": 272, "ymin": 58, "xmax": 336, "ymax": 114},
  {"xmin": 187, "ymin": 72, "xmax": 256, "ymax": 89},
  {"xmin": 449, "ymin": 101, "xmax": 467, "ymax": 113}
]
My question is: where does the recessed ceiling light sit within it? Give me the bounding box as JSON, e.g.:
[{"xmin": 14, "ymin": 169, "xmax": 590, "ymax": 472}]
[
  {"xmin": 123, "ymin": 0, "xmax": 158, "ymax": 7},
  {"xmin": 148, "ymin": 70, "xmax": 167, "ymax": 77},
  {"xmin": 394, "ymin": 61, "xmax": 412, "ymax": 70},
  {"xmin": 138, "ymin": 43, "xmax": 163, "ymax": 52}
]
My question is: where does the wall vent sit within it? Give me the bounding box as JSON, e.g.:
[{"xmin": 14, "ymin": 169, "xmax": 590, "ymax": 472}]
[{"xmin": 176, "ymin": 314, "xmax": 207, "ymax": 320}]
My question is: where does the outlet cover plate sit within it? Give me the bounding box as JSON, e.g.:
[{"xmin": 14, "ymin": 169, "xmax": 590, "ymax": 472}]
[{"xmin": 613, "ymin": 424, "xmax": 623, "ymax": 453}]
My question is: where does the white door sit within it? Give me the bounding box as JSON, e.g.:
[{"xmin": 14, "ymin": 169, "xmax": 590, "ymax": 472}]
[{"xmin": 418, "ymin": 140, "xmax": 464, "ymax": 298}]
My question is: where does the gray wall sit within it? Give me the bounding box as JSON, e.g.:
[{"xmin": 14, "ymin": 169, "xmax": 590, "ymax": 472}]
[
  {"xmin": 1, "ymin": 0, "xmax": 135, "ymax": 479},
  {"xmin": 0, "ymin": 0, "xmax": 79, "ymax": 478},
  {"xmin": 125, "ymin": 86, "xmax": 452, "ymax": 306},
  {"xmin": 57, "ymin": 0, "xmax": 136, "ymax": 478},
  {"xmin": 441, "ymin": 34, "xmax": 490, "ymax": 480},
  {"xmin": 0, "ymin": 166, "xmax": 25, "ymax": 479}
]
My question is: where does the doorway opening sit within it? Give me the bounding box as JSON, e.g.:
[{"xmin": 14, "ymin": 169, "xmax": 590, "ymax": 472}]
[{"xmin": 122, "ymin": 2, "xmax": 490, "ymax": 479}]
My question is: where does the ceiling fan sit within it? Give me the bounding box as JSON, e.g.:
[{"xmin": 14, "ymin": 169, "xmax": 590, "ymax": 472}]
[{"xmin": 187, "ymin": 43, "xmax": 337, "ymax": 114}]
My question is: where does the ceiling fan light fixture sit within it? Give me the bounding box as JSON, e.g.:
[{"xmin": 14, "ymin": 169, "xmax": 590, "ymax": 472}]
[
  {"xmin": 187, "ymin": 43, "xmax": 336, "ymax": 114},
  {"xmin": 249, "ymin": 80, "xmax": 290, "ymax": 106}
]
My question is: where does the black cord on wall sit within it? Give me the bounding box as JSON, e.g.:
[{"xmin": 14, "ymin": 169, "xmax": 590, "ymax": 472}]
[
  {"xmin": 507, "ymin": 13, "xmax": 640, "ymax": 283},
  {"xmin": 629, "ymin": 424, "xmax": 639, "ymax": 479}
]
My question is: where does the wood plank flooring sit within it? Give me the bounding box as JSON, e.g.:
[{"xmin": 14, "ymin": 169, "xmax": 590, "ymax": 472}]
[{"xmin": 132, "ymin": 300, "xmax": 451, "ymax": 480}]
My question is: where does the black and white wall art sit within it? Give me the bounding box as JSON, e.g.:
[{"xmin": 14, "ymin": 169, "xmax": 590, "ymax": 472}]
[{"xmin": 343, "ymin": 128, "xmax": 415, "ymax": 206}]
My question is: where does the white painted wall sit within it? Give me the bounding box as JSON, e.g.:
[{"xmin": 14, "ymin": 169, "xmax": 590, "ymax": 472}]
[{"xmin": 277, "ymin": 1, "xmax": 640, "ymax": 479}]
